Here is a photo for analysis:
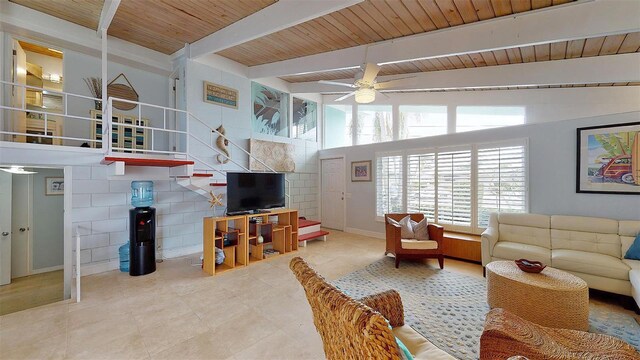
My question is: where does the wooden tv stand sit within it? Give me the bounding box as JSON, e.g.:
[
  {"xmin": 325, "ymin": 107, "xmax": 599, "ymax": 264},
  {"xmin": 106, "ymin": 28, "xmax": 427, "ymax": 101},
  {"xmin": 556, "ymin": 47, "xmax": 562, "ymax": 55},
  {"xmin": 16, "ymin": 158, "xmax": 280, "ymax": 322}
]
[{"xmin": 202, "ymin": 209, "xmax": 299, "ymax": 275}]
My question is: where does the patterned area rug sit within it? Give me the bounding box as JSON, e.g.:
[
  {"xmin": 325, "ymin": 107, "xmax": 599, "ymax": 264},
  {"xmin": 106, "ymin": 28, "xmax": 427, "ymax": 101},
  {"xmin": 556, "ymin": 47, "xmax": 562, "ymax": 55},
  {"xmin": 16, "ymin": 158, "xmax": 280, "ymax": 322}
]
[{"xmin": 333, "ymin": 257, "xmax": 640, "ymax": 360}]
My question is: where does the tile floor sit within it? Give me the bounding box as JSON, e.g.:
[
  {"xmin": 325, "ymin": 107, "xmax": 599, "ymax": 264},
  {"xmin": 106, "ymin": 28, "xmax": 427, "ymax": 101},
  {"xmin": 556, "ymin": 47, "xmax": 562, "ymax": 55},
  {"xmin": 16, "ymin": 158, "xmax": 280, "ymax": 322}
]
[
  {"xmin": 0, "ymin": 230, "xmax": 636, "ymax": 359},
  {"xmin": 0, "ymin": 270, "xmax": 63, "ymax": 316}
]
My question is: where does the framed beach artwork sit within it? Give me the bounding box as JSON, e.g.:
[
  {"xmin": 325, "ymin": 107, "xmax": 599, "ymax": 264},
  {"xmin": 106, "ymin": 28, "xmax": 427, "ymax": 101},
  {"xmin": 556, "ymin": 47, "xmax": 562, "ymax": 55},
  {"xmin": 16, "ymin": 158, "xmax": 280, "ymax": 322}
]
[
  {"xmin": 576, "ymin": 122, "xmax": 640, "ymax": 194},
  {"xmin": 292, "ymin": 97, "xmax": 317, "ymax": 141},
  {"xmin": 351, "ymin": 161, "xmax": 372, "ymax": 182},
  {"xmin": 204, "ymin": 81, "xmax": 238, "ymax": 109},
  {"xmin": 45, "ymin": 177, "xmax": 64, "ymax": 195},
  {"xmin": 251, "ymin": 82, "xmax": 289, "ymax": 137}
]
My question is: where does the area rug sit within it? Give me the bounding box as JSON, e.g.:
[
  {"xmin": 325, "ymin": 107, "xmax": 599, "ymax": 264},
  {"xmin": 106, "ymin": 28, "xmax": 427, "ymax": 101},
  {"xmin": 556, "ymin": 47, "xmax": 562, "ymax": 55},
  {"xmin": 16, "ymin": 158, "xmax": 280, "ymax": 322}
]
[{"xmin": 332, "ymin": 257, "xmax": 640, "ymax": 360}]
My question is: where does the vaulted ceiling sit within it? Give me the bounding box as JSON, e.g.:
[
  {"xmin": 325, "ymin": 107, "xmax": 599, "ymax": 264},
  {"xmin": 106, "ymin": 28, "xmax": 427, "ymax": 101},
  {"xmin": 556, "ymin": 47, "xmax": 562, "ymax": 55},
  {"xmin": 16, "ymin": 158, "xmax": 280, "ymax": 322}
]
[{"xmin": 7, "ymin": 0, "xmax": 640, "ymax": 91}]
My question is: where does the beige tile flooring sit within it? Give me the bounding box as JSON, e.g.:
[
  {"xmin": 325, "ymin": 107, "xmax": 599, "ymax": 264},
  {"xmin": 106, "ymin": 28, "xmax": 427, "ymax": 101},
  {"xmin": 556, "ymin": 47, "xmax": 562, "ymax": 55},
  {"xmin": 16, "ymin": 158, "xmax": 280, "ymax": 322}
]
[
  {"xmin": 0, "ymin": 230, "xmax": 636, "ymax": 359},
  {"xmin": 0, "ymin": 270, "xmax": 64, "ymax": 316}
]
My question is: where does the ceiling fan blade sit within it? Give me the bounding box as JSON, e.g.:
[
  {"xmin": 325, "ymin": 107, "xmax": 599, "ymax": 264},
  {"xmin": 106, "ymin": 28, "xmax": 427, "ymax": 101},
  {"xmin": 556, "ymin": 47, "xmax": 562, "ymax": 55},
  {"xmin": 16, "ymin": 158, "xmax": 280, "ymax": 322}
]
[
  {"xmin": 362, "ymin": 63, "xmax": 380, "ymax": 85},
  {"xmin": 374, "ymin": 76, "xmax": 416, "ymax": 90},
  {"xmin": 335, "ymin": 91, "xmax": 357, "ymax": 101},
  {"xmin": 319, "ymin": 80, "xmax": 356, "ymax": 88}
]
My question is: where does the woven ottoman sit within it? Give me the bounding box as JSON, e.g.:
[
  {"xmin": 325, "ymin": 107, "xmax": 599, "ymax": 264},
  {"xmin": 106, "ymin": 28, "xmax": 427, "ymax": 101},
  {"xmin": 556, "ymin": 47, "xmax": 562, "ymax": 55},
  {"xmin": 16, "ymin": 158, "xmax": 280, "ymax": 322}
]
[{"xmin": 486, "ymin": 261, "xmax": 589, "ymax": 331}]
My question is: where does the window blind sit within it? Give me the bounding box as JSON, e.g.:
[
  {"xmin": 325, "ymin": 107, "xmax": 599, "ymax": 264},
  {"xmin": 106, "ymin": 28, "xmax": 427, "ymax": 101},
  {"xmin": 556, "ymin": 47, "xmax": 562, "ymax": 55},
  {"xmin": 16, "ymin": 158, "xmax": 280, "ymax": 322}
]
[
  {"xmin": 407, "ymin": 152, "xmax": 436, "ymax": 222},
  {"xmin": 376, "ymin": 155, "xmax": 403, "ymax": 217},
  {"xmin": 437, "ymin": 149, "xmax": 472, "ymax": 227}
]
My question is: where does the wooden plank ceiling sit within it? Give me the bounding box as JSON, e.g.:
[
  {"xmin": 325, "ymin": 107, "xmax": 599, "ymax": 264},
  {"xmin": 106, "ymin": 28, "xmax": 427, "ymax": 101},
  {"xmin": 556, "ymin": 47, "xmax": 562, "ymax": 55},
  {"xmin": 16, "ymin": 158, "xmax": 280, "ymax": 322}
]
[
  {"xmin": 10, "ymin": 0, "xmax": 276, "ymax": 55},
  {"xmin": 281, "ymin": 32, "xmax": 640, "ymax": 83},
  {"xmin": 217, "ymin": 0, "xmax": 574, "ymax": 66}
]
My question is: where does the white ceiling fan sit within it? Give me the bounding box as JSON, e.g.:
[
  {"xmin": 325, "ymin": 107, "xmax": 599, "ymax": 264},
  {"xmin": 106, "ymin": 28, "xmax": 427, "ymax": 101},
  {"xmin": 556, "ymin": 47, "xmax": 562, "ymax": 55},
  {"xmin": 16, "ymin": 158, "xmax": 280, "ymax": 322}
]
[{"xmin": 318, "ymin": 63, "xmax": 415, "ymax": 104}]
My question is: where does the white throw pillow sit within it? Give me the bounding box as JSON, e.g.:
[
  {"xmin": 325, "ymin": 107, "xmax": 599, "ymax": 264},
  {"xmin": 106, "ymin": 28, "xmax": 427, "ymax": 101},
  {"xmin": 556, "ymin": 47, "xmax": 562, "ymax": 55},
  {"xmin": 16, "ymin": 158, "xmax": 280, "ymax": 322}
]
[
  {"xmin": 411, "ymin": 218, "xmax": 430, "ymax": 240},
  {"xmin": 388, "ymin": 216, "xmax": 414, "ymax": 239}
]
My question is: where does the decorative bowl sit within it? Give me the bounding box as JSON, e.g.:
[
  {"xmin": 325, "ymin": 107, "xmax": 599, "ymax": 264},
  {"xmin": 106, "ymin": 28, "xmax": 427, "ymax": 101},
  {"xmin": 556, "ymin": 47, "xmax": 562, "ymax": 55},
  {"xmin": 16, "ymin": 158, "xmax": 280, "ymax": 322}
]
[{"xmin": 515, "ymin": 259, "xmax": 546, "ymax": 273}]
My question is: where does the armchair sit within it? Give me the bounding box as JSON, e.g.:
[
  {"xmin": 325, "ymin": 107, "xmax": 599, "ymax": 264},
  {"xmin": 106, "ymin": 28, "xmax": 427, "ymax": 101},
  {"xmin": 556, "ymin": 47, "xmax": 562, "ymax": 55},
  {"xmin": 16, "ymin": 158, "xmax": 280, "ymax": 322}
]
[
  {"xmin": 385, "ymin": 213, "xmax": 444, "ymax": 269},
  {"xmin": 289, "ymin": 257, "xmax": 454, "ymax": 360}
]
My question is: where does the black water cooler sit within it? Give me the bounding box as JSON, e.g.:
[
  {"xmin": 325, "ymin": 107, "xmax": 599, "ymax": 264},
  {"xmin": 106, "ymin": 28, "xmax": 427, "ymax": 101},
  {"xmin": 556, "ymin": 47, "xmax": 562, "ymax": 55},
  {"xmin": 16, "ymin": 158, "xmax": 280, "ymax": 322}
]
[{"xmin": 129, "ymin": 207, "xmax": 156, "ymax": 276}]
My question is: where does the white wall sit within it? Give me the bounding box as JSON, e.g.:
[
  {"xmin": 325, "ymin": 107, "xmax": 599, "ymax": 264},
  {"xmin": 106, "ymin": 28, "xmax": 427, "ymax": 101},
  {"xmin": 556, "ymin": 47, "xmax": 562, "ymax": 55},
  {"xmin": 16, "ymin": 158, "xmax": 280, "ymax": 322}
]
[
  {"xmin": 185, "ymin": 60, "xmax": 321, "ymax": 218},
  {"xmin": 72, "ymin": 166, "xmax": 215, "ymax": 274},
  {"xmin": 320, "ymin": 111, "xmax": 640, "ymax": 236},
  {"xmin": 63, "ymin": 50, "xmax": 170, "ymax": 148}
]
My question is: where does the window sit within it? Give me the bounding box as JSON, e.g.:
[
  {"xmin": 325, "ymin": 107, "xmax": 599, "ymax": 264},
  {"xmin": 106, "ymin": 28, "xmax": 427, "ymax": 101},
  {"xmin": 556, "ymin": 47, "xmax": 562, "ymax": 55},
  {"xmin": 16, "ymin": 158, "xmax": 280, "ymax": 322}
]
[
  {"xmin": 407, "ymin": 152, "xmax": 436, "ymax": 222},
  {"xmin": 477, "ymin": 142, "xmax": 527, "ymax": 227},
  {"xmin": 357, "ymin": 105, "xmax": 392, "ymax": 145},
  {"xmin": 376, "ymin": 154, "xmax": 403, "ymax": 218},
  {"xmin": 399, "ymin": 106, "xmax": 447, "ymax": 139},
  {"xmin": 324, "ymin": 104, "xmax": 353, "ymax": 149},
  {"xmin": 437, "ymin": 149, "xmax": 472, "ymax": 228},
  {"xmin": 456, "ymin": 106, "xmax": 525, "ymax": 133}
]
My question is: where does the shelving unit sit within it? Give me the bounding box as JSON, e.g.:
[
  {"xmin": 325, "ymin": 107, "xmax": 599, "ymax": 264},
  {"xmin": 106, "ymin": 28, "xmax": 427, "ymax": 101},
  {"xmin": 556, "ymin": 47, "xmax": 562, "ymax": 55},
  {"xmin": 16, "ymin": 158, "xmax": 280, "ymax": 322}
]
[
  {"xmin": 203, "ymin": 215, "xmax": 248, "ymax": 275},
  {"xmin": 202, "ymin": 209, "xmax": 298, "ymax": 275},
  {"xmin": 91, "ymin": 110, "xmax": 149, "ymax": 152}
]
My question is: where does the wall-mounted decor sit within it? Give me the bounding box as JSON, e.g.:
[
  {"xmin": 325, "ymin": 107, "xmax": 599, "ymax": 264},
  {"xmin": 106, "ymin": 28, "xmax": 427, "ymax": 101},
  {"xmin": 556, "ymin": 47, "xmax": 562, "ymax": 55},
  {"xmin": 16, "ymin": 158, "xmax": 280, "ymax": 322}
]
[
  {"xmin": 45, "ymin": 177, "xmax": 64, "ymax": 195},
  {"xmin": 108, "ymin": 73, "xmax": 139, "ymax": 110},
  {"xmin": 249, "ymin": 139, "xmax": 295, "ymax": 172},
  {"xmin": 251, "ymin": 82, "xmax": 289, "ymax": 137},
  {"xmin": 351, "ymin": 160, "xmax": 372, "ymax": 182},
  {"xmin": 293, "ymin": 97, "xmax": 317, "ymax": 141},
  {"xmin": 83, "ymin": 77, "xmax": 102, "ymax": 110},
  {"xmin": 577, "ymin": 122, "xmax": 639, "ymax": 194},
  {"xmin": 204, "ymin": 81, "xmax": 238, "ymax": 109},
  {"xmin": 215, "ymin": 125, "xmax": 230, "ymax": 164}
]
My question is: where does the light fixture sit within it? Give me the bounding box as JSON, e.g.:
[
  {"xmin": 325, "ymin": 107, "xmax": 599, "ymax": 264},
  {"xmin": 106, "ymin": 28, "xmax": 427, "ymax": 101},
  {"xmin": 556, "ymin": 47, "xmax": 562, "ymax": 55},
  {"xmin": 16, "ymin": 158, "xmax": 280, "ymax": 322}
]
[
  {"xmin": 0, "ymin": 166, "xmax": 37, "ymax": 174},
  {"xmin": 47, "ymin": 48, "xmax": 63, "ymax": 54},
  {"xmin": 355, "ymin": 88, "xmax": 375, "ymax": 104}
]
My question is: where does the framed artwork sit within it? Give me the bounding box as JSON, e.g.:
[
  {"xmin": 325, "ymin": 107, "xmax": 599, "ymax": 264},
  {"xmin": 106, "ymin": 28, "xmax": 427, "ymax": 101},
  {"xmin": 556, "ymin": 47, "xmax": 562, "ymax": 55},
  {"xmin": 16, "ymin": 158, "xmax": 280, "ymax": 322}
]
[
  {"xmin": 292, "ymin": 97, "xmax": 317, "ymax": 141},
  {"xmin": 251, "ymin": 82, "xmax": 289, "ymax": 137},
  {"xmin": 204, "ymin": 81, "xmax": 238, "ymax": 109},
  {"xmin": 576, "ymin": 122, "xmax": 639, "ymax": 194},
  {"xmin": 45, "ymin": 177, "xmax": 64, "ymax": 195},
  {"xmin": 351, "ymin": 161, "xmax": 372, "ymax": 182}
]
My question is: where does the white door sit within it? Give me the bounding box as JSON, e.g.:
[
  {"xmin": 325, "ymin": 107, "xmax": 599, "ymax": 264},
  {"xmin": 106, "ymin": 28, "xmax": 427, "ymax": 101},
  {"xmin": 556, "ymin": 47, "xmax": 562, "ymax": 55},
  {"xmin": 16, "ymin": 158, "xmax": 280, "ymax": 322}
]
[
  {"xmin": 0, "ymin": 172, "xmax": 12, "ymax": 285},
  {"xmin": 12, "ymin": 40, "xmax": 27, "ymax": 142},
  {"xmin": 321, "ymin": 158, "xmax": 345, "ymax": 230},
  {"xmin": 11, "ymin": 174, "xmax": 31, "ymax": 278}
]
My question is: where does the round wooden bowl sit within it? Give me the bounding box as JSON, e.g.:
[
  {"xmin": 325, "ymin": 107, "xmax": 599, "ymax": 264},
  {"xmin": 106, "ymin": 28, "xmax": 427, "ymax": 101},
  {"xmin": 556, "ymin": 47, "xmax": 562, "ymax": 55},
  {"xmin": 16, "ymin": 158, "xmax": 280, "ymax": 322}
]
[{"xmin": 514, "ymin": 259, "xmax": 546, "ymax": 273}]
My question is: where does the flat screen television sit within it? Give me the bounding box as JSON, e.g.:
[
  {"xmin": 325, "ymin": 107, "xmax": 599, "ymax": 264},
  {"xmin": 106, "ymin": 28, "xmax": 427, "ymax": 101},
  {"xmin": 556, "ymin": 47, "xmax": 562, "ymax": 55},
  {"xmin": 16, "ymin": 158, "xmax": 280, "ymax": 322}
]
[{"xmin": 226, "ymin": 172, "xmax": 285, "ymax": 214}]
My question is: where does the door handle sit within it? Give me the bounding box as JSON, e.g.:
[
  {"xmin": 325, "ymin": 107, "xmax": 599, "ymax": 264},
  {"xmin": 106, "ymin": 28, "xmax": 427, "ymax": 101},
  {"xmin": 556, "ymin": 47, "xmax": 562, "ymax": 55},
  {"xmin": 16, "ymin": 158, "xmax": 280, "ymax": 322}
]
[
  {"xmin": 1, "ymin": 232, "xmax": 8, "ymax": 236},
  {"xmin": 19, "ymin": 228, "xmax": 26, "ymax": 232}
]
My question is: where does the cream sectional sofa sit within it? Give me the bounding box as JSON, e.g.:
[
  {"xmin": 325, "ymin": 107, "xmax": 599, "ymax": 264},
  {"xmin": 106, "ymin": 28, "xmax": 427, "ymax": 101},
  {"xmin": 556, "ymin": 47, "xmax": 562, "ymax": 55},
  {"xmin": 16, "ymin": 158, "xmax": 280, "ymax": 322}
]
[{"xmin": 481, "ymin": 213, "xmax": 640, "ymax": 309}]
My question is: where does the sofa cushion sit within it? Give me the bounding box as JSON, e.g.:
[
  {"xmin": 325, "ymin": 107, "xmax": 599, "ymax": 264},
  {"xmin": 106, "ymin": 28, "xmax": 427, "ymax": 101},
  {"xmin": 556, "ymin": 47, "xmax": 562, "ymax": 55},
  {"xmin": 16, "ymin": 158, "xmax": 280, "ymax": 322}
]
[
  {"xmin": 551, "ymin": 216, "xmax": 621, "ymax": 258},
  {"xmin": 498, "ymin": 213, "xmax": 550, "ymax": 229},
  {"xmin": 622, "ymin": 259, "xmax": 640, "ymax": 271},
  {"xmin": 393, "ymin": 325, "xmax": 455, "ymax": 360},
  {"xmin": 401, "ymin": 239, "xmax": 438, "ymax": 250},
  {"xmin": 552, "ymin": 249, "xmax": 630, "ymax": 280},
  {"xmin": 620, "ymin": 220, "xmax": 640, "ymax": 255},
  {"xmin": 492, "ymin": 242, "xmax": 551, "ymax": 264}
]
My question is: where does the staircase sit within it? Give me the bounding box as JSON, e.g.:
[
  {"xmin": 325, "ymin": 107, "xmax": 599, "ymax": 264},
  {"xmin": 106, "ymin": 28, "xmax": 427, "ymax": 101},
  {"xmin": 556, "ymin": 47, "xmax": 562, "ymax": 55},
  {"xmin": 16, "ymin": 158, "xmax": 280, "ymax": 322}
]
[{"xmin": 298, "ymin": 219, "xmax": 329, "ymax": 247}]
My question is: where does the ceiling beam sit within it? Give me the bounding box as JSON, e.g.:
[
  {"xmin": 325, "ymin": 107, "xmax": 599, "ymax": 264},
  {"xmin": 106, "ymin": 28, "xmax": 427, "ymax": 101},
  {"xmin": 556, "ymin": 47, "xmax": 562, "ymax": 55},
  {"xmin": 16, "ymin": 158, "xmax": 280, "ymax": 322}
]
[
  {"xmin": 289, "ymin": 53, "xmax": 640, "ymax": 93},
  {"xmin": 189, "ymin": 0, "xmax": 363, "ymax": 59},
  {"xmin": 97, "ymin": 0, "xmax": 120, "ymax": 36},
  {"xmin": 249, "ymin": 0, "xmax": 640, "ymax": 79}
]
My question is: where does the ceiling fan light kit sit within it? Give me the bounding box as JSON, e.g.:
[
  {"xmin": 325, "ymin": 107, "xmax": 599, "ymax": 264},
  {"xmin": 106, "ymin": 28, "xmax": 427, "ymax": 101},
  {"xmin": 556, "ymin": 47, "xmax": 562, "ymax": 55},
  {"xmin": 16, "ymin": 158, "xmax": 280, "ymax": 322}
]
[{"xmin": 355, "ymin": 88, "xmax": 375, "ymax": 104}]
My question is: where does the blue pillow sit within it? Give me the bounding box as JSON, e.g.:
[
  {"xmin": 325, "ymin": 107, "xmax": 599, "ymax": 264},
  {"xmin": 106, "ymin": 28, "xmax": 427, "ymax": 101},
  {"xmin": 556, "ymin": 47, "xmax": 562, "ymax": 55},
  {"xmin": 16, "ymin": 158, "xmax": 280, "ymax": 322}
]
[{"xmin": 625, "ymin": 233, "xmax": 640, "ymax": 260}]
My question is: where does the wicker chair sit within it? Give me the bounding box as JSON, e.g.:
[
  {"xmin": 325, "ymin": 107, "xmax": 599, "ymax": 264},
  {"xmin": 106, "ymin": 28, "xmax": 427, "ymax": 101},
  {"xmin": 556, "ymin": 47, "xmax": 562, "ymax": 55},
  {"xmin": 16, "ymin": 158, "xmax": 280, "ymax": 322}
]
[
  {"xmin": 289, "ymin": 257, "xmax": 454, "ymax": 360},
  {"xmin": 480, "ymin": 308, "xmax": 640, "ymax": 360},
  {"xmin": 385, "ymin": 213, "xmax": 444, "ymax": 269}
]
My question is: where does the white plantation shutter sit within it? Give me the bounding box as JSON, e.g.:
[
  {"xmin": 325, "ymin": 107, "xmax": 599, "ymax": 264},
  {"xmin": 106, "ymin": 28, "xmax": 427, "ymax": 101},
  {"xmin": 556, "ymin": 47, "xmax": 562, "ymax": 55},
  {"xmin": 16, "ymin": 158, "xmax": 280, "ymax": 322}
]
[
  {"xmin": 376, "ymin": 154, "xmax": 403, "ymax": 217},
  {"xmin": 437, "ymin": 149, "xmax": 472, "ymax": 227},
  {"xmin": 407, "ymin": 152, "xmax": 436, "ymax": 222},
  {"xmin": 477, "ymin": 142, "xmax": 527, "ymax": 227}
]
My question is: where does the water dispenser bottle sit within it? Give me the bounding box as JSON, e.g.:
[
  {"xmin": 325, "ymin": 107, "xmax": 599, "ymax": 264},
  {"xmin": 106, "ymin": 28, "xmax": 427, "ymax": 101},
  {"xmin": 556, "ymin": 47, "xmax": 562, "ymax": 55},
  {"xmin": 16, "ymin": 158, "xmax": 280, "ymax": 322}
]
[{"xmin": 131, "ymin": 181, "xmax": 154, "ymax": 207}]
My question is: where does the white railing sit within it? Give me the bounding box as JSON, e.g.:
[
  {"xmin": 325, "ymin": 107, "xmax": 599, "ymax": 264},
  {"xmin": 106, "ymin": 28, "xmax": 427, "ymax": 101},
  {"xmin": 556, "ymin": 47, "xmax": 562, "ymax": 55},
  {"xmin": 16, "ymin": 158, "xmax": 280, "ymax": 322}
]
[
  {"xmin": 74, "ymin": 227, "xmax": 81, "ymax": 302},
  {"xmin": 0, "ymin": 80, "xmax": 103, "ymax": 147}
]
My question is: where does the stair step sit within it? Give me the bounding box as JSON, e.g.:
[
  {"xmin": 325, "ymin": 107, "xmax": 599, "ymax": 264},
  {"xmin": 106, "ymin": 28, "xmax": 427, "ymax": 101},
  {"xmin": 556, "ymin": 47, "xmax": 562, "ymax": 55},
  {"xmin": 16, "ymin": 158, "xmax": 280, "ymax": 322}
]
[
  {"xmin": 209, "ymin": 183, "xmax": 227, "ymax": 187},
  {"xmin": 192, "ymin": 173, "xmax": 214, "ymax": 177},
  {"xmin": 299, "ymin": 219, "xmax": 322, "ymax": 228},
  {"xmin": 299, "ymin": 230, "xmax": 330, "ymax": 242},
  {"xmin": 102, "ymin": 157, "xmax": 194, "ymax": 167}
]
